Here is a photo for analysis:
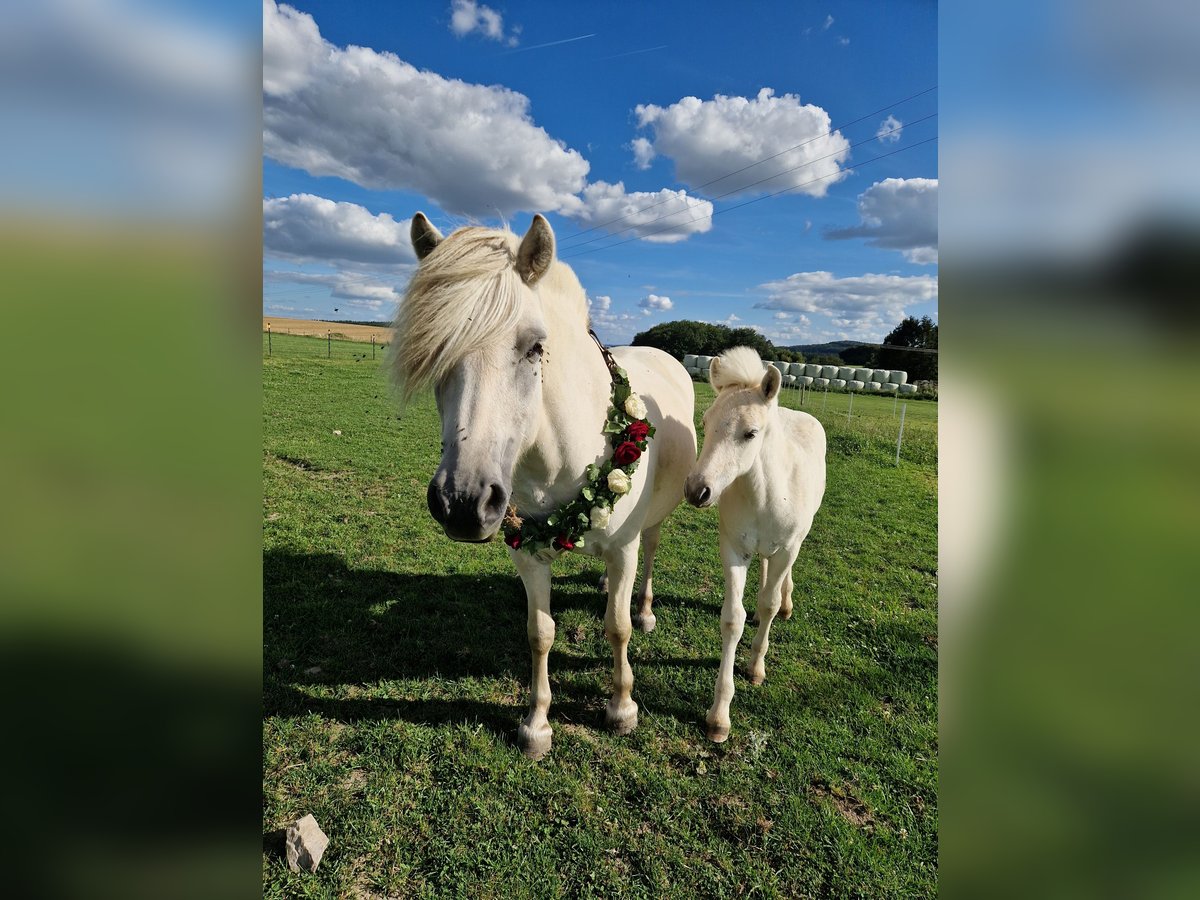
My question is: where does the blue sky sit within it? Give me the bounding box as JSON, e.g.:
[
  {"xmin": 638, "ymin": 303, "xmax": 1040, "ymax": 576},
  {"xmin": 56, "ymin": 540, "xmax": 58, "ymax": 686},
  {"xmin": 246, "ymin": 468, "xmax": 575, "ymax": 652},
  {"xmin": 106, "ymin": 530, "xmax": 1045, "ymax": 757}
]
[{"xmin": 263, "ymin": 0, "xmax": 937, "ymax": 346}]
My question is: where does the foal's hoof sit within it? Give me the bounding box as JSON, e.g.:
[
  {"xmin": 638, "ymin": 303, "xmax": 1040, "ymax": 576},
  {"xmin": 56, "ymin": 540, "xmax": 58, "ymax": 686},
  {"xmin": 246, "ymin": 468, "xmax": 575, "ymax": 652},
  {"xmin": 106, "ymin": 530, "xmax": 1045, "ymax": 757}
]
[
  {"xmin": 747, "ymin": 668, "xmax": 766, "ymax": 686},
  {"xmin": 705, "ymin": 722, "xmax": 730, "ymax": 743},
  {"xmin": 517, "ymin": 722, "xmax": 553, "ymax": 761},
  {"xmin": 631, "ymin": 612, "xmax": 657, "ymax": 633},
  {"xmin": 779, "ymin": 607, "xmax": 793, "ymax": 620},
  {"xmin": 604, "ymin": 700, "xmax": 639, "ymax": 735}
]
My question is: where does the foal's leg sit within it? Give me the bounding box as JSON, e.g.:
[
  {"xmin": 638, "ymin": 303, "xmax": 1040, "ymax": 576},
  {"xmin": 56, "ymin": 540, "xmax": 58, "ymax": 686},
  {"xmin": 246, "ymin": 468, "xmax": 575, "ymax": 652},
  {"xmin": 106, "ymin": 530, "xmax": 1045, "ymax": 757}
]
[
  {"xmin": 631, "ymin": 523, "xmax": 661, "ymax": 633},
  {"xmin": 779, "ymin": 567, "xmax": 794, "ymax": 620},
  {"xmin": 510, "ymin": 551, "xmax": 555, "ymax": 760},
  {"xmin": 705, "ymin": 543, "xmax": 749, "ymax": 743},
  {"xmin": 602, "ymin": 541, "xmax": 641, "ymax": 734},
  {"xmin": 747, "ymin": 546, "xmax": 799, "ymax": 685}
]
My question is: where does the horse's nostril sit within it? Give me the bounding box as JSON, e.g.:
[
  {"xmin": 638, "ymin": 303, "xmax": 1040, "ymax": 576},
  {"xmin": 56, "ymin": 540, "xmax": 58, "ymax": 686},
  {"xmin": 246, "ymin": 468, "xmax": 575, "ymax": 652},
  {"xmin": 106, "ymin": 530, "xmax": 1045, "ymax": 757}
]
[
  {"xmin": 427, "ymin": 480, "xmax": 450, "ymax": 523},
  {"xmin": 483, "ymin": 482, "xmax": 508, "ymax": 517},
  {"xmin": 697, "ymin": 485, "xmax": 712, "ymax": 505}
]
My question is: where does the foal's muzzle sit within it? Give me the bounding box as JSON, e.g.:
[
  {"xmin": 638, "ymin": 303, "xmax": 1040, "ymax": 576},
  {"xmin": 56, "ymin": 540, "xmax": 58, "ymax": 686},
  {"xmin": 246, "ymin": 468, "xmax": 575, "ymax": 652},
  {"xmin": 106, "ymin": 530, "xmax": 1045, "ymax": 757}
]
[
  {"xmin": 684, "ymin": 472, "xmax": 715, "ymax": 508},
  {"xmin": 427, "ymin": 469, "xmax": 509, "ymax": 542}
]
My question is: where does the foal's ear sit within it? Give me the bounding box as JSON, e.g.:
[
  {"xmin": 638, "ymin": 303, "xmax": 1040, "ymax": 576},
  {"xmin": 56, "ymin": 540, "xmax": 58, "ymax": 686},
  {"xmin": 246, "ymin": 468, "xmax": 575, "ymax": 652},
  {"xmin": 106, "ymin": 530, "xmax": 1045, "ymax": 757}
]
[
  {"xmin": 708, "ymin": 357, "xmax": 723, "ymax": 390},
  {"xmin": 411, "ymin": 212, "xmax": 444, "ymax": 261},
  {"xmin": 516, "ymin": 214, "xmax": 555, "ymax": 286},
  {"xmin": 761, "ymin": 365, "xmax": 782, "ymax": 403}
]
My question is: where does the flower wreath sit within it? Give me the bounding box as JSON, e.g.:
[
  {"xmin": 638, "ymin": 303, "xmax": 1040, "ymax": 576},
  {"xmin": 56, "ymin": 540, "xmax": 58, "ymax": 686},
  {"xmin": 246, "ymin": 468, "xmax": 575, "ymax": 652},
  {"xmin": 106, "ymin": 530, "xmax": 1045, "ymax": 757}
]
[{"xmin": 503, "ymin": 351, "xmax": 655, "ymax": 555}]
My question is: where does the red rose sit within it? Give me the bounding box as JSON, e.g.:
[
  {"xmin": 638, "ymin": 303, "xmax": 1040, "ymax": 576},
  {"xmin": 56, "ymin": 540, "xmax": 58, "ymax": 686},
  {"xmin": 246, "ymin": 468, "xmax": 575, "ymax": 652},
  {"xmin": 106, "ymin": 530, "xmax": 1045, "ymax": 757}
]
[
  {"xmin": 624, "ymin": 421, "xmax": 650, "ymax": 442},
  {"xmin": 553, "ymin": 535, "xmax": 575, "ymax": 551},
  {"xmin": 613, "ymin": 441, "xmax": 641, "ymax": 466},
  {"xmin": 505, "ymin": 532, "xmax": 522, "ymax": 550}
]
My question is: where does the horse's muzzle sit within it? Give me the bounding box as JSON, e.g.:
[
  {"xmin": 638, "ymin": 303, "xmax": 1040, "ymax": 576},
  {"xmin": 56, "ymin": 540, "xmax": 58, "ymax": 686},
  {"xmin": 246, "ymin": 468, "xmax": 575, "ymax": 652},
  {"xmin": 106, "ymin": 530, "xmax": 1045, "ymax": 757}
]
[
  {"xmin": 427, "ymin": 472, "xmax": 509, "ymax": 542},
  {"xmin": 684, "ymin": 472, "xmax": 715, "ymax": 508}
]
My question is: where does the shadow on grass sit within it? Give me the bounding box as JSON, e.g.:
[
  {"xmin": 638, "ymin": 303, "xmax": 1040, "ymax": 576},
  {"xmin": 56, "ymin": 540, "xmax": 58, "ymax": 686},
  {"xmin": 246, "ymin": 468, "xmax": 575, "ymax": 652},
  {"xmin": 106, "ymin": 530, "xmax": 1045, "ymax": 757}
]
[{"xmin": 264, "ymin": 551, "xmax": 718, "ymax": 737}]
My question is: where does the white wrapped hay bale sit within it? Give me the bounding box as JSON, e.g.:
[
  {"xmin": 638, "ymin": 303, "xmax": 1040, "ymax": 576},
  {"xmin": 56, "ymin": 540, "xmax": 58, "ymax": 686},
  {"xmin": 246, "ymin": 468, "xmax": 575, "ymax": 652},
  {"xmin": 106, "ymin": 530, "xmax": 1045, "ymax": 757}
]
[
  {"xmin": 888, "ymin": 370, "xmax": 908, "ymax": 385},
  {"xmin": 803, "ymin": 364, "xmax": 819, "ymax": 377},
  {"xmin": 854, "ymin": 368, "xmax": 873, "ymax": 383},
  {"xmin": 837, "ymin": 367, "xmax": 854, "ymax": 381},
  {"xmin": 683, "ymin": 354, "xmax": 697, "ymax": 368},
  {"xmin": 880, "ymin": 382, "xmax": 897, "ymax": 392},
  {"xmin": 821, "ymin": 365, "xmax": 839, "ymax": 379},
  {"xmin": 788, "ymin": 362, "xmax": 806, "ymax": 376},
  {"xmin": 898, "ymin": 383, "xmax": 917, "ymax": 394},
  {"xmin": 814, "ymin": 377, "xmax": 829, "ymax": 387},
  {"xmin": 799, "ymin": 375, "xmax": 814, "ymax": 386},
  {"xmin": 831, "ymin": 378, "xmax": 847, "ymax": 389},
  {"xmin": 847, "ymin": 379, "xmax": 865, "ymax": 391},
  {"xmin": 783, "ymin": 374, "xmax": 797, "ymax": 385},
  {"xmin": 866, "ymin": 381, "xmax": 881, "ymax": 391},
  {"xmin": 698, "ymin": 356, "xmax": 712, "ymax": 370},
  {"xmin": 771, "ymin": 361, "xmax": 788, "ymax": 374},
  {"xmin": 872, "ymin": 369, "xmax": 888, "ymax": 383}
]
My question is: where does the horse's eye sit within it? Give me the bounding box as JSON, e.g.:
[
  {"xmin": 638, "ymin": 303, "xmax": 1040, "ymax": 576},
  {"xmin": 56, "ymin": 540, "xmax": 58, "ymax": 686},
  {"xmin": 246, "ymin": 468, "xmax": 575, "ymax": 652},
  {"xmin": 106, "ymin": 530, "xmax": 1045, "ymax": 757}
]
[
  {"xmin": 743, "ymin": 429, "xmax": 759, "ymax": 441},
  {"xmin": 526, "ymin": 342, "xmax": 543, "ymax": 361}
]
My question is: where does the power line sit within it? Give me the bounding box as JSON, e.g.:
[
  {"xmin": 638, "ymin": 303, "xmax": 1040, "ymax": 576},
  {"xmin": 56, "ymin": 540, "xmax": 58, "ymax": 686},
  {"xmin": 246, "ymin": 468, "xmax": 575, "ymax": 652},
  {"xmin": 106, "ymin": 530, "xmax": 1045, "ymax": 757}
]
[
  {"xmin": 559, "ymin": 113, "xmax": 935, "ymax": 252},
  {"xmin": 556, "ymin": 85, "xmax": 937, "ymax": 247},
  {"xmin": 560, "ymin": 135, "xmax": 938, "ymax": 259}
]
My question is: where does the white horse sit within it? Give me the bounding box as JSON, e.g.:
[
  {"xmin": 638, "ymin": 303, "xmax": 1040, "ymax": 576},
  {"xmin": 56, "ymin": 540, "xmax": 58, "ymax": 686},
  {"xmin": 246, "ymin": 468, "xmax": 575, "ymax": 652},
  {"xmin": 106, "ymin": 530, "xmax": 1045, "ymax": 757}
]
[
  {"xmin": 392, "ymin": 213, "xmax": 697, "ymax": 759},
  {"xmin": 684, "ymin": 347, "xmax": 826, "ymax": 742}
]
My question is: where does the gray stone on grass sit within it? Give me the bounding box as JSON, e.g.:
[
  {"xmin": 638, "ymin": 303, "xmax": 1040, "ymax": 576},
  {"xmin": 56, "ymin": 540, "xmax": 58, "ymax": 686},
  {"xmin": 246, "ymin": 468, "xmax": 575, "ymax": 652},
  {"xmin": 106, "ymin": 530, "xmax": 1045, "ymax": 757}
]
[{"xmin": 285, "ymin": 814, "xmax": 329, "ymax": 873}]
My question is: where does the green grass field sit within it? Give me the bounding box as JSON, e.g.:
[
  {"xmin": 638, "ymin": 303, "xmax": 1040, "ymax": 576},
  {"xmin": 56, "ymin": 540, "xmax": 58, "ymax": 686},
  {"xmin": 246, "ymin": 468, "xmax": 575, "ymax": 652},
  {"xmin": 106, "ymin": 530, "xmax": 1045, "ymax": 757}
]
[{"xmin": 263, "ymin": 332, "xmax": 938, "ymax": 898}]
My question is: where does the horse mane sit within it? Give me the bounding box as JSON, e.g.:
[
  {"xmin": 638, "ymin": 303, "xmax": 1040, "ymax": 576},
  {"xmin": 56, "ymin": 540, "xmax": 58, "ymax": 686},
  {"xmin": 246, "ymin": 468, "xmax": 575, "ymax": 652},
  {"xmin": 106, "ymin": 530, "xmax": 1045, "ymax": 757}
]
[
  {"xmin": 392, "ymin": 226, "xmax": 524, "ymax": 400},
  {"xmin": 711, "ymin": 346, "xmax": 767, "ymax": 392}
]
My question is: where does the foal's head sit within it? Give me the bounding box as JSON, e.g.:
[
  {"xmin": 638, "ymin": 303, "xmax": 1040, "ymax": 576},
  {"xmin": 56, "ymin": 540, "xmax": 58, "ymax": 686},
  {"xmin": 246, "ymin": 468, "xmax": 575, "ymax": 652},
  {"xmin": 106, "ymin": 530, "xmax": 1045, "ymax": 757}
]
[
  {"xmin": 393, "ymin": 214, "xmax": 557, "ymax": 542},
  {"xmin": 685, "ymin": 347, "xmax": 782, "ymax": 508}
]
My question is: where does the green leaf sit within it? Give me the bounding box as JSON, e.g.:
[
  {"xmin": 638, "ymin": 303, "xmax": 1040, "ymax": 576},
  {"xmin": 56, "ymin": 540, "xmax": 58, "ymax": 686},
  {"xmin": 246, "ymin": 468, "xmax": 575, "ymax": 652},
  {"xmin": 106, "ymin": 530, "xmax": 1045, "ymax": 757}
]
[{"xmin": 581, "ymin": 487, "xmax": 594, "ymax": 501}]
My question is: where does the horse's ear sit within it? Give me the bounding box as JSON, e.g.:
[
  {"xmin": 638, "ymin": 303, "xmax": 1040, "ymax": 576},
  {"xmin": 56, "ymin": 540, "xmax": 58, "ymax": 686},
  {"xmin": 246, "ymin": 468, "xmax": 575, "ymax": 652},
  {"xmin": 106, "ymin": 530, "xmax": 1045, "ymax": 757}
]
[
  {"xmin": 708, "ymin": 357, "xmax": 723, "ymax": 390},
  {"xmin": 761, "ymin": 364, "xmax": 782, "ymax": 403},
  {"xmin": 411, "ymin": 212, "xmax": 444, "ymax": 261},
  {"xmin": 516, "ymin": 214, "xmax": 555, "ymax": 286}
]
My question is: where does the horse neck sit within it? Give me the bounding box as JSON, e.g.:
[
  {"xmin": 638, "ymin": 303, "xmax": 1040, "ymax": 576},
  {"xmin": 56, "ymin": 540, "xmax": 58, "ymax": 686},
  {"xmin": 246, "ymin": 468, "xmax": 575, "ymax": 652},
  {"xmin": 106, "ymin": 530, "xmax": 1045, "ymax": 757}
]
[{"xmin": 521, "ymin": 291, "xmax": 611, "ymax": 489}]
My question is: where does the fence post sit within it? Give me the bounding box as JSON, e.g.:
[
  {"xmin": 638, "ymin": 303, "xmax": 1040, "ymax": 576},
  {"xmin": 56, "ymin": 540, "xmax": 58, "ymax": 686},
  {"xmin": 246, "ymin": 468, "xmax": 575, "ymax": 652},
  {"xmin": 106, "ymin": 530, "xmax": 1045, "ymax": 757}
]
[
  {"xmin": 327, "ymin": 331, "xmax": 331, "ymax": 359},
  {"xmin": 895, "ymin": 403, "xmax": 907, "ymax": 465},
  {"xmin": 893, "ymin": 392, "xmax": 898, "ymax": 417},
  {"xmin": 371, "ymin": 335, "xmax": 376, "ymax": 360},
  {"xmin": 267, "ymin": 322, "xmax": 271, "ymax": 357},
  {"xmin": 847, "ymin": 390, "xmax": 853, "ymax": 423},
  {"xmin": 822, "ymin": 388, "xmax": 827, "ymax": 412}
]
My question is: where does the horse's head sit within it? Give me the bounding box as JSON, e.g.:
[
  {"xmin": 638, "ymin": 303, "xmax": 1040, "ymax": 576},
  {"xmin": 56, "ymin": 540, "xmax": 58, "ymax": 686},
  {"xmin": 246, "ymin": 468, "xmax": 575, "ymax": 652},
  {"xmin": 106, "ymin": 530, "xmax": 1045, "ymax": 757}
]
[
  {"xmin": 395, "ymin": 213, "xmax": 557, "ymax": 542},
  {"xmin": 685, "ymin": 348, "xmax": 781, "ymax": 508}
]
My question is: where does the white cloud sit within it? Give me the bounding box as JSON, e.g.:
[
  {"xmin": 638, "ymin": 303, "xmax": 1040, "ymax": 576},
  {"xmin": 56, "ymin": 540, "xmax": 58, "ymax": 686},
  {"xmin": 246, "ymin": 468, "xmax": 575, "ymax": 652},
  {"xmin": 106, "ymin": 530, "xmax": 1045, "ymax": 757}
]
[
  {"xmin": 263, "ymin": 1, "xmax": 587, "ymax": 217},
  {"xmin": 823, "ymin": 15, "xmax": 834, "ymax": 30},
  {"xmin": 754, "ymin": 271, "xmax": 937, "ymax": 341},
  {"xmin": 876, "ymin": 115, "xmax": 904, "ymax": 144},
  {"xmin": 634, "ymin": 88, "xmax": 850, "ymax": 198},
  {"xmin": 449, "ymin": 1, "xmax": 519, "ymax": 46},
  {"xmin": 826, "ymin": 177, "xmax": 938, "ymax": 264},
  {"xmin": 638, "ymin": 294, "xmax": 673, "ymax": 312},
  {"xmin": 263, "ymin": 194, "xmax": 415, "ymax": 266},
  {"xmin": 838, "ymin": 36, "xmax": 850, "ymax": 46},
  {"xmin": 588, "ymin": 294, "xmax": 611, "ymax": 312},
  {"xmin": 264, "ymin": 269, "xmax": 405, "ymax": 310},
  {"xmin": 565, "ymin": 181, "xmax": 714, "ymax": 244},
  {"xmin": 631, "ymin": 137, "xmax": 656, "ymax": 170},
  {"xmin": 589, "ymin": 308, "xmax": 642, "ymax": 344}
]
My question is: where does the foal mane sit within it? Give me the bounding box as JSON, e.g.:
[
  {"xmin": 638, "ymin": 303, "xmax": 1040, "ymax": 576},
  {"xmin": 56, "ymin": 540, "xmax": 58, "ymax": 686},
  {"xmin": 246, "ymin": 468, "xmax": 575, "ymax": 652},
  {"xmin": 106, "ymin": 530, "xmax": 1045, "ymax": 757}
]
[
  {"xmin": 711, "ymin": 346, "xmax": 768, "ymax": 392},
  {"xmin": 392, "ymin": 227, "xmax": 524, "ymax": 400}
]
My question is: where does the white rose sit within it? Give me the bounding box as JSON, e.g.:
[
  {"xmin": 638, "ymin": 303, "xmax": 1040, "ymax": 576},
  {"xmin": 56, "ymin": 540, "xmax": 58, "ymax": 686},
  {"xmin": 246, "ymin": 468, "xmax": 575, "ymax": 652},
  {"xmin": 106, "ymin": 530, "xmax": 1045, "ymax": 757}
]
[
  {"xmin": 589, "ymin": 505, "xmax": 612, "ymax": 529},
  {"xmin": 624, "ymin": 393, "xmax": 647, "ymax": 420},
  {"xmin": 607, "ymin": 469, "xmax": 631, "ymax": 494}
]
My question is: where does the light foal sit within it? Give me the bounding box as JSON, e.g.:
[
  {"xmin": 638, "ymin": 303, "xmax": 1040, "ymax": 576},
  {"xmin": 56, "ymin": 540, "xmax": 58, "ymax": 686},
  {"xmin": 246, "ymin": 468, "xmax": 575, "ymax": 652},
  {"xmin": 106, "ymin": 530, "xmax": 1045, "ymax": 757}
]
[
  {"xmin": 685, "ymin": 347, "xmax": 827, "ymax": 742},
  {"xmin": 392, "ymin": 213, "xmax": 696, "ymax": 759}
]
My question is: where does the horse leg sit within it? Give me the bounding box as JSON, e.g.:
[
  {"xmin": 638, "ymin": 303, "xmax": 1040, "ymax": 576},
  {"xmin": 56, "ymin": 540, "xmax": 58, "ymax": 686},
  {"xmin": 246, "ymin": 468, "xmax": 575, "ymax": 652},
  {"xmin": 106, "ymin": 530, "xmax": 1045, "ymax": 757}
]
[
  {"xmin": 631, "ymin": 523, "xmax": 661, "ymax": 633},
  {"xmin": 602, "ymin": 541, "xmax": 640, "ymax": 734},
  {"xmin": 779, "ymin": 566, "xmax": 794, "ymax": 620},
  {"xmin": 706, "ymin": 543, "xmax": 749, "ymax": 742},
  {"xmin": 511, "ymin": 551, "xmax": 555, "ymax": 760},
  {"xmin": 747, "ymin": 546, "xmax": 799, "ymax": 685},
  {"xmin": 751, "ymin": 556, "xmax": 768, "ymax": 626}
]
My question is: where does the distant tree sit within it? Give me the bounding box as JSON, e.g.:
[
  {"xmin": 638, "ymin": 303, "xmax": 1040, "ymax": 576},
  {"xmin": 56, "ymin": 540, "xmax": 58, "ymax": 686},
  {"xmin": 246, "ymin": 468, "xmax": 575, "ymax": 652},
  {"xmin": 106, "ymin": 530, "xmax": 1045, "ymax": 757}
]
[
  {"xmin": 809, "ymin": 353, "xmax": 843, "ymax": 366},
  {"xmin": 631, "ymin": 320, "xmax": 794, "ymax": 362},
  {"xmin": 840, "ymin": 344, "xmax": 877, "ymax": 367},
  {"xmin": 876, "ymin": 315, "xmax": 938, "ymax": 381}
]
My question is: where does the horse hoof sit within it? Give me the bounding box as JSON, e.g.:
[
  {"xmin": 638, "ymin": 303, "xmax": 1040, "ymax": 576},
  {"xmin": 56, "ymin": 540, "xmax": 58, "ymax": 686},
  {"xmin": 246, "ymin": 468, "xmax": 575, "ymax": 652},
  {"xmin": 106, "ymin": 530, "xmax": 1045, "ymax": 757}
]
[
  {"xmin": 597, "ymin": 574, "xmax": 608, "ymax": 593},
  {"xmin": 779, "ymin": 607, "xmax": 793, "ymax": 620},
  {"xmin": 747, "ymin": 670, "xmax": 766, "ymax": 686},
  {"xmin": 517, "ymin": 722, "xmax": 552, "ymax": 760},
  {"xmin": 631, "ymin": 613, "xmax": 657, "ymax": 633},
  {"xmin": 706, "ymin": 723, "xmax": 730, "ymax": 743},
  {"xmin": 605, "ymin": 700, "xmax": 639, "ymax": 735}
]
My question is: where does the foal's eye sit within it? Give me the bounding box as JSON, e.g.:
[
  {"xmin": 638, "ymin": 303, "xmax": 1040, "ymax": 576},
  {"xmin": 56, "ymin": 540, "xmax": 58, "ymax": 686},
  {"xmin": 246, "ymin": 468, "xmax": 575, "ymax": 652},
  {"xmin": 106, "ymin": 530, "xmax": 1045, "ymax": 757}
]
[
  {"xmin": 743, "ymin": 429, "xmax": 759, "ymax": 441},
  {"xmin": 525, "ymin": 342, "xmax": 543, "ymax": 361}
]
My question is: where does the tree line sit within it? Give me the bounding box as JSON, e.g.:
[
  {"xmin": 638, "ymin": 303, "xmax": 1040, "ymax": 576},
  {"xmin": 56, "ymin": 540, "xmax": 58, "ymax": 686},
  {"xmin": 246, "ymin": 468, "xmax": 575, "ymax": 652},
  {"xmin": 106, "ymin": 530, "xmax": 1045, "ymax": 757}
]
[{"xmin": 628, "ymin": 315, "xmax": 938, "ymax": 381}]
